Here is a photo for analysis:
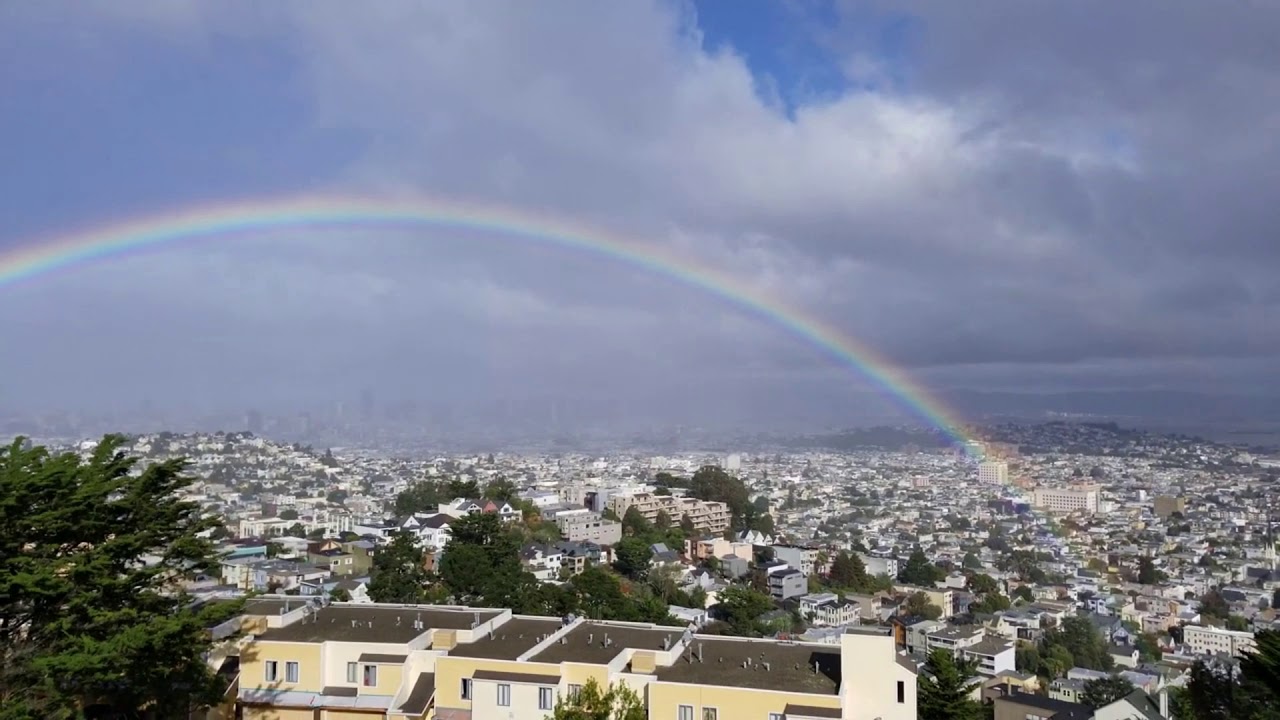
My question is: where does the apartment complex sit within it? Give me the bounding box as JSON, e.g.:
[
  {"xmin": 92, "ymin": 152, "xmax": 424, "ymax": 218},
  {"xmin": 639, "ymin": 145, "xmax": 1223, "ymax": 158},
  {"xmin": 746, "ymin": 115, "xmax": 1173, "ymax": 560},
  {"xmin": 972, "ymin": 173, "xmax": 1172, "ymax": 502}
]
[
  {"xmin": 229, "ymin": 601, "xmax": 917, "ymax": 720},
  {"xmin": 1032, "ymin": 485, "xmax": 1100, "ymax": 514},
  {"xmin": 555, "ymin": 510, "xmax": 623, "ymax": 545},
  {"xmin": 977, "ymin": 461, "xmax": 1009, "ymax": 486},
  {"xmin": 607, "ymin": 492, "xmax": 732, "ymax": 535},
  {"xmin": 1183, "ymin": 625, "xmax": 1257, "ymax": 657}
]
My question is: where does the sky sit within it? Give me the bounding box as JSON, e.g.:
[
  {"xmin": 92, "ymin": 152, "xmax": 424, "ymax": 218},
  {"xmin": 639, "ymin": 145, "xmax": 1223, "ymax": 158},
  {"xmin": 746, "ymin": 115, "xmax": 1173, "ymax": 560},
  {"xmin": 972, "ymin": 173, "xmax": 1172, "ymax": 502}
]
[{"xmin": 1, "ymin": 1, "xmax": 1278, "ymax": 429}]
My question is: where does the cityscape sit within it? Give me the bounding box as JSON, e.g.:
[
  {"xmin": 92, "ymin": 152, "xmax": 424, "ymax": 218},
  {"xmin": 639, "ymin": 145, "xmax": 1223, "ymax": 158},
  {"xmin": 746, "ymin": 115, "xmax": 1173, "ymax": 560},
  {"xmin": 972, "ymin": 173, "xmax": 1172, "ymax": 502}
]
[{"xmin": 3, "ymin": 2, "xmax": 1280, "ymax": 720}]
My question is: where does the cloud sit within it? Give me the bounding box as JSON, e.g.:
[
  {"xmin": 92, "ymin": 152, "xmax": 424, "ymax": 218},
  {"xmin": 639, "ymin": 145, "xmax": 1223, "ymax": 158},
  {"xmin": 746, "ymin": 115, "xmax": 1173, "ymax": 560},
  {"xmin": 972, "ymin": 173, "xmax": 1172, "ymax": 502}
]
[{"xmin": 2, "ymin": 0, "xmax": 1279, "ymax": 423}]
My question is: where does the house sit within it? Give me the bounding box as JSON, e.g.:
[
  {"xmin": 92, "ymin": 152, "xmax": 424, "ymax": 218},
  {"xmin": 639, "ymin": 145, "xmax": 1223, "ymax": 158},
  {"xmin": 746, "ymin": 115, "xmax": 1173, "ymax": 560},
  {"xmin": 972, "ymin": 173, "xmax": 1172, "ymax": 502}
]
[{"xmin": 768, "ymin": 568, "xmax": 807, "ymax": 601}]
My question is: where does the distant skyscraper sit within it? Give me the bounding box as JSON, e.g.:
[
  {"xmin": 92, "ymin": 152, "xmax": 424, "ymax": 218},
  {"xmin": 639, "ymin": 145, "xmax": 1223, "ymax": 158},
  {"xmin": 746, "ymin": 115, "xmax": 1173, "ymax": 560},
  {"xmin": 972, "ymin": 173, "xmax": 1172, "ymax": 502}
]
[
  {"xmin": 978, "ymin": 460, "xmax": 1008, "ymax": 485},
  {"xmin": 360, "ymin": 388, "xmax": 375, "ymax": 420},
  {"xmin": 725, "ymin": 453, "xmax": 742, "ymax": 472},
  {"xmin": 245, "ymin": 409, "xmax": 263, "ymax": 434}
]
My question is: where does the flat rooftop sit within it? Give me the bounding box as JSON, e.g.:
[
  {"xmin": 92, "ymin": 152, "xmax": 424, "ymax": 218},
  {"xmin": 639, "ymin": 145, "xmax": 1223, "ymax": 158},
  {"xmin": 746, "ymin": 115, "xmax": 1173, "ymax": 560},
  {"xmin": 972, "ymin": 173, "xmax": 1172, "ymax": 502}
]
[
  {"xmin": 653, "ymin": 638, "xmax": 841, "ymax": 694},
  {"xmin": 259, "ymin": 605, "xmax": 501, "ymax": 644},
  {"xmin": 531, "ymin": 622, "xmax": 682, "ymax": 665},
  {"xmin": 449, "ymin": 618, "xmax": 565, "ymax": 660}
]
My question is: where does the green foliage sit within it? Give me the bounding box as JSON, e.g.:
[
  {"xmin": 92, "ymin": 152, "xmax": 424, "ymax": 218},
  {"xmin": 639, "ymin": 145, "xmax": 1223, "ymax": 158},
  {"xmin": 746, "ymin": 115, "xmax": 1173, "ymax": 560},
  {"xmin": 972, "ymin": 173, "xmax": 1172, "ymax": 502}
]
[
  {"xmin": 688, "ymin": 465, "xmax": 751, "ymax": 529},
  {"xmin": 1081, "ymin": 675, "xmax": 1135, "ymax": 708},
  {"xmin": 905, "ymin": 591, "xmax": 943, "ymax": 620},
  {"xmin": 279, "ymin": 508, "xmax": 299, "ymax": 520},
  {"xmin": 546, "ymin": 677, "xmax": 645, "ymax": 720},
  {"xmin": 962, "ymin": 551, "xmax": 982, "ymax": 569},
  {"xmin": 1011, "ymin": 585, "xmax": 1034, "ymax": 602},
  {"xmin": 969, "ymin": 593, "xmax": 1011, "ymax": 615},
  {"xmin": 713, "ymin": 585, "xmax": 775, "ymax": 636},
  {"xmin": 1135, "ymin": 632, "xmax": 1163, "ymax": 662},
  {"xmin": 898, "ymin": 548, "xmax": 945, "ymax": 586},
  {"xmin": 0, "ymin": 436, "xmax": 243, "ymax": 719},
  {"xmin": 1035, "ymin": 616, "xmax": 1112, "ymax": 678},
  {"xmin": 917, "ymin": 649, "xmax": 984, "ymax": 720},
  {"xmin": 613, "ymin": 537, "xmax": 653, "ymax": 580},
  {"xmin": 368, "ymin": 531, "xmax": 436, "ymax": 604},
  {"xmin": 393, "ymin": 479, "xmax": 451, "ymax": 517},
  {"xmin": 438, "ymin": 513, "xmax": 524, "ymax": 606},
  {"xmin": 828, "ymin": 550, "xmax": 870, "ymax": 591},
  {"xmin": 1136, "ymin": 556, "xmax": 1162, "ymax": 585},
  {"xmin": 1198, "ymin": 589, "xmax": 1232, "ymax": 621},
  {"xmin": 484, "ymin": 476, "xmax": 518, "ymax": 504}
]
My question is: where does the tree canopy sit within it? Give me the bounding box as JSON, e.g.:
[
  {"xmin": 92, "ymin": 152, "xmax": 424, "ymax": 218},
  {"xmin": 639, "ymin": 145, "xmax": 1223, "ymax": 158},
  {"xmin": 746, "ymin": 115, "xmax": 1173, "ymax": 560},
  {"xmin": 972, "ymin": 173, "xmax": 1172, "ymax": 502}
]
[
  {"xmin": 917, "ymin": 649, "xmax": 983, "ymax": 720},
  {"xmin": 0, "ymin": 436, "xmax": 243, "ymax": 719},
  {"xmin": 546, "ymin": 677, "xmax": 644, "ymax": 720},
  {"xmin": 1081, "ymin": 675, "xmax": 1135, "ymax": 708}
]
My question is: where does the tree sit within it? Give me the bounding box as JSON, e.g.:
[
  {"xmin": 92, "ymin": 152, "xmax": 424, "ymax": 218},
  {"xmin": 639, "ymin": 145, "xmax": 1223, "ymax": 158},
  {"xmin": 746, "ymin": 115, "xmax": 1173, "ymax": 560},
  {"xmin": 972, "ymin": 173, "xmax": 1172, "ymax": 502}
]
[
  {"xmin": 484, "ymin": 476, "xmax": 518, "ymax": 504},
  {"xmin": 1081, "ymin": 675, "xmax": 1136, "ymax": 708},
  {"xmin": 714, "ymin": 586, "xmax": 775, "ymax": 636},
  {"xmin": 968, "ymin": 573, "xmax": 999, "ymax": 596},
  {"xmin": 904, "ymin": 591, "xmax": 943, "ymax": 620},
  {"xmin": 546, "ymin": 677, "xmax": 644, "ymax": 720},
  {"xmin": 899, "ymin": 548, "xmax": 943, "ymax": 586},
  {"xmin": 367, "ymin": 532, "xmax": 431, "ymax": 604},
  {"xmin": 917, "ymin": 649, "xmax": 983, "ymax": 720},
  {"xmin": 1199, "ymin": 589, "xmax": 1232, "ymax": 620},
  {"xmin": 394, "ymin": 480, "xmax": 448, "ymax": 517},
  {"xmin": 326, "ymin": 489, "xmax": 348, "ymax": 504},
  {"xmin": 1272, "ymin": 587, "xmax": 1280, "ymax": 611},
  {"xmin": 1137, "ymin": 557, "xmax": 1160, "ymax": 585},
  {"xmin": 688, "ymin": 465, "xmax": 750, "ymax": 528},
  {"xmin": 679, "ymin": 514, "xmax": 695, "ymax": 536},
  {"xmin": 1135, "ymin": 632, "xmax": 1163, "ymax": 662},
  {"xmin": 0, "ymin": 436, "xmax": 244, "ymax": 719},
  {"xmin": 438, "ymin": 513, "xmax": 524, "ymax": 607},
  {"xmin": 1012, "ymin": 585, "xmax": 1034, "ymax": 603},
  {"xmin": 962, "ymin": 551, "xmax": 982, "ymax": 569},
  {"xmin": 969, "ymin": 593, "xmax": 1011, "ymax": 615},
  {"xmin": 654, "ymin": 510, "xmax": 672, "ymax": 531},
  {"xmin": 279, "ymin": 508, "xmax": 299, "ymax": 520},
  {"xmin": 613, "ymin": 537, "xmax": 653, "ymax": 580},
  {"xmin": 1041, "ymin": 617, "xmax": 1112, "ymax": 673},
  {"xmin": 329, "ymin": 587, "xmax": 352, "ymax": 602},
  {"xmin": 621, "ymin": 507, "xmax": 652, "ymax": 537},
  {"xmin": 829, "ymin": 551, "xmax": 869, "ymax": 591}
]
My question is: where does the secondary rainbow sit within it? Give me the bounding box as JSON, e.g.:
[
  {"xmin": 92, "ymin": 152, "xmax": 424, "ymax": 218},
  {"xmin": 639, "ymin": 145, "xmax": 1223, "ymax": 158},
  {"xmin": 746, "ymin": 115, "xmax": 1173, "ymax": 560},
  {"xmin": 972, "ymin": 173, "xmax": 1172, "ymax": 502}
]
[{"xmin": 0, "ymin": 195, "xmax": 978, "ymax": 453}]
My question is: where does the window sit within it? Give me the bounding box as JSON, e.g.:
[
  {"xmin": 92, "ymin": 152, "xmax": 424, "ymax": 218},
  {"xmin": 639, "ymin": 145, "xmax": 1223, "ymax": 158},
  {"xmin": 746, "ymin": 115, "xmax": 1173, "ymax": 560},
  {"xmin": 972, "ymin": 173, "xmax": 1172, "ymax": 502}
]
[
  {"xmin": 346, "ymin": 662, "xmax": 357, "ymax": 683},
  {"xmin": 769, "ymin": 714, "xmax": 784, "ymax": 720},
  {"xmin": 677, "ymin": 706, "xmax": 694, "ymax": 720},
  {"xmin": 363, "ymin": 664, "xmax": 377, "ymax": 687},
  {"xmin": 285, "ymin": 661, "xmax": 299, "ymax": 683},
  {"xmin": 703, "ymin": 709, "xmax": 717, "ymax": 720},
  {"xmin": 539, "ymin": 686, "xmax": 553, "ymax": 710},
  {"xmin": 567, "ymin": 684, "xmax": 583, "ymax": 700},
  {"xmin": 460, "ymin": 678, "xmax": 472, "ymax": 700},
  {"xmin": 264, "ymin": 661, "xmax": 278, "ymax": 682},
  {"xmin": 497, "ymin": 684, "xmax": 511, "ymax": 706}
]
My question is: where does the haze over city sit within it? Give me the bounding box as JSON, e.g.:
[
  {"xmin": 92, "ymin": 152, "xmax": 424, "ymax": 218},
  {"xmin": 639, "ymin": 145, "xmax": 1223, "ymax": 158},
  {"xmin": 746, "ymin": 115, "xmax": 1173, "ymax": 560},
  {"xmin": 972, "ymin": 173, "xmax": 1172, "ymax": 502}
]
[{"xmin": 2, "ymin": 1, "xmax": 1278, "ymax": 440}]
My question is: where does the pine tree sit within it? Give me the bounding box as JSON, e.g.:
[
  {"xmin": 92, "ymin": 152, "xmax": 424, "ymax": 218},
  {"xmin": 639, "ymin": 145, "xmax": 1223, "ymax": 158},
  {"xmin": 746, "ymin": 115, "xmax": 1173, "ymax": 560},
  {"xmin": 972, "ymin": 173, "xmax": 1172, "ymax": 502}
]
[{"xmin": 917, "ymin": 649, "xmax": 983, "ymax": 720}]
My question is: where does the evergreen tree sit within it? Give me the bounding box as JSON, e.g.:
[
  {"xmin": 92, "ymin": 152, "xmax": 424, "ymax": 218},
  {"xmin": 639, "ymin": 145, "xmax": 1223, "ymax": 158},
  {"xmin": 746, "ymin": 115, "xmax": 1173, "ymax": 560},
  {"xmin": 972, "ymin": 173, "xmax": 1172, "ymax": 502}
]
[
  {"xmin": 917, "ymin": 649, "xmax": 983, "ymax": 720},
  {"xmin": 899, "ymin": 548, "xmax": 943, "ymax": 586},
  {"xmin": 367, "ymin": 531, "xmax": 432, "ymax": 603},
  {"xmin": 0, "ymin": 436, "xmax": 242, "ymax": 719}
]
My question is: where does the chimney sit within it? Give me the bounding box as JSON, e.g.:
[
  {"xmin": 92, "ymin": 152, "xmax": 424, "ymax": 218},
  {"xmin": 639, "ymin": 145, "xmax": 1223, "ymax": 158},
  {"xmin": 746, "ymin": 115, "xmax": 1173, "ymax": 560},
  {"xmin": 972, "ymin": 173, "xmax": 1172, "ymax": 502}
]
[
  {"xmin": 697, "ymin": 643, "xmax": 704, "ymax": 663},
  {"xmin": 662, "ymin": 637, "xmax": 670, "ymax": 651},
  {"xmin": 588, "ymin": 633, "xmax": 594, "ymax": 645},
  {"xmin": 763, "ymin": 662, "xmax": 771, "ymax": 672}
]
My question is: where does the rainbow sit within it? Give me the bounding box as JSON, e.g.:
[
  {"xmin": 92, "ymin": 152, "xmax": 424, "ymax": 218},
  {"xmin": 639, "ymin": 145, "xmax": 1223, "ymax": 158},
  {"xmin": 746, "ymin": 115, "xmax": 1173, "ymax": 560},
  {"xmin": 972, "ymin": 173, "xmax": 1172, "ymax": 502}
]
[{"xmin": 0, "ymin": 195, "xmax": 978, "ymax": 453}]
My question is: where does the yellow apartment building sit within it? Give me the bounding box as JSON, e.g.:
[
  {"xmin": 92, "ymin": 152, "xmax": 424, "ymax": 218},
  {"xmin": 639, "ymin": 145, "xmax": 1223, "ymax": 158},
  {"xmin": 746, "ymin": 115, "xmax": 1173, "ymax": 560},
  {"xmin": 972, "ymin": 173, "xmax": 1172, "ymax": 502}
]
[{"xmin": 229, "ymin": 601, "xmax": 916, "ymax": 720}]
